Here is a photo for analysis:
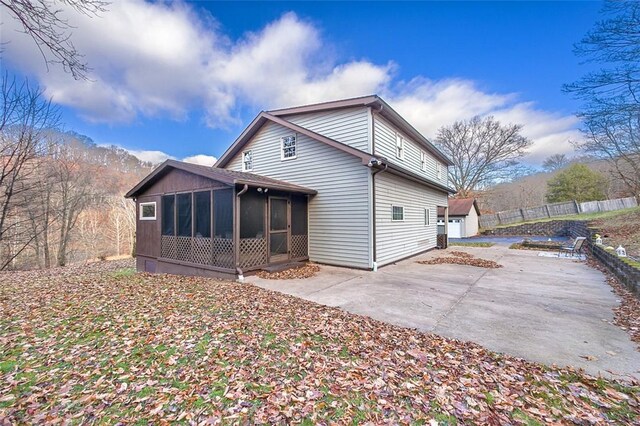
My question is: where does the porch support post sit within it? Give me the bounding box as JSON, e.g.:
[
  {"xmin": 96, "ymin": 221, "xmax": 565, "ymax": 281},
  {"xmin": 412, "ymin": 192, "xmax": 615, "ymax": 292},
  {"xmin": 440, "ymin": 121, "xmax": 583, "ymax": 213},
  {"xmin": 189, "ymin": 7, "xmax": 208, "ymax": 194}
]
[{"xmin": 235, "ymin": 184, "xmax": 249, "ymax": 282}]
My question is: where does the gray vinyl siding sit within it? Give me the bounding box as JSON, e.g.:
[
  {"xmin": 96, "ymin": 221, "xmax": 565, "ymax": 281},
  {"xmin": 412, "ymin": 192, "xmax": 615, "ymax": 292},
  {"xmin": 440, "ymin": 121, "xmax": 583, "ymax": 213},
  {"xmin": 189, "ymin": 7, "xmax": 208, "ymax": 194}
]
[
  {"xmin": 284, "ymin": 107, "xmax": 370, "ymax": 152},
  {"xmin": 226, "ymin": 121, "xmax": 372, "ymax": 269},
  {"xmin": 374, "ymin": 115, "xmax": 449, "ymax": 187},
  {"xmin": 375, "ymin": 172, "xmax": 447, "ymax": 266}
]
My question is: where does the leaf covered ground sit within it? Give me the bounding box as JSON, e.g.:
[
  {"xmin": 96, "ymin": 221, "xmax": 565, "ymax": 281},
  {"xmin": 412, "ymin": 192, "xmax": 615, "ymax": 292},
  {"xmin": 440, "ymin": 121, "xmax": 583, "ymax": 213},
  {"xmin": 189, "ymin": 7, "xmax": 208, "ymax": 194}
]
[
  {"xmin": 256, "ymin": 263, "xmax": 320, "ymax": 280},
  {"xmin": 586, "ymin": 258, "xmax": 640, "ymax": 352},
  {"xmin": 1, "ymin": 260, "xmax": 639, "ymax": 424},
  {"xmin": 418, "ymin": 251, "xmax": 503, "ymax": 269}
]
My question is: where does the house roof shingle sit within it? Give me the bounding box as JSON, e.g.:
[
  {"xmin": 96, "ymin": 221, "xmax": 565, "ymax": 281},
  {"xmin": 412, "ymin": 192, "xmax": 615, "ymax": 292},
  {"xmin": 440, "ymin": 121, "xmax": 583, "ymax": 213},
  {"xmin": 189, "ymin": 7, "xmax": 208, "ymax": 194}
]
[
  {"xmin": 437, "ymin": 198, "xmax": 480, "ymax": 217},
  {"xmin": 124, "ymin": 159, "xmax": 317, "ymax": 198}
]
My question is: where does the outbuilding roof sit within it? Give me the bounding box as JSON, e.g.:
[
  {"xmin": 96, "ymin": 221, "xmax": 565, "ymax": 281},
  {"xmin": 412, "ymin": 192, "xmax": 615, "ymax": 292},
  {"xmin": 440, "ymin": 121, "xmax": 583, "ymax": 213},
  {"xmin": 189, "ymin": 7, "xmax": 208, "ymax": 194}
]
[
  {"xmin": 437, "ymin": 198, "xmax": 481, "ymax": 217},
  {"xmin": 124, "ymin": 159, "xmax": 317, "ymax": 198}
]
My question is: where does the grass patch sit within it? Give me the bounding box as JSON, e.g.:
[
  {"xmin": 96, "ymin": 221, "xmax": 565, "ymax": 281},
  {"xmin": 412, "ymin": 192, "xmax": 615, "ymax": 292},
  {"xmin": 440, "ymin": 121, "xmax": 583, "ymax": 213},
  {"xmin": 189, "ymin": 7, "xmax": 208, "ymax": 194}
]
[
  {"xmin": 512, "ymin": 409, "xmax": 544, "ymax": 426},
  {"xmin": 448, "ymin": 241, "xmax": 495, "ymax": 247},
  {"xmin": 111, "ymin": 267, "xmax": 136, "ymax": 278},
  {"xmin": 487, "ymin": 206, "xmax": 640, "ymax": 230},
  {"xmin": 0, "ymin": 360, "xmax": 17, "ymax": 373}
]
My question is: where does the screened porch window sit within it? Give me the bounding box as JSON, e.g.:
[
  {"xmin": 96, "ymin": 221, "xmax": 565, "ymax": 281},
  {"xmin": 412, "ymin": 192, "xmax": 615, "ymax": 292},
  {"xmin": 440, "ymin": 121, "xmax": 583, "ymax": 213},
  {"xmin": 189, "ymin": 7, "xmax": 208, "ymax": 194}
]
[
  {"xmin": 194, "ymin": 191, "xmax": 211, "ymax": 238},
  {"xmin": 162, "ymin": 195, "xmax": 175, "ymax": 235},
  {"xmin": 214, "ymin": 189, "xmax": 233, "ymax": 239},
  {"xmin": 176, "ymin": 193, "xmax": 192, "ymax": 237},
  {"xmin": 162, "ymin": 192, "xmax": 212, "ymax": 238}
]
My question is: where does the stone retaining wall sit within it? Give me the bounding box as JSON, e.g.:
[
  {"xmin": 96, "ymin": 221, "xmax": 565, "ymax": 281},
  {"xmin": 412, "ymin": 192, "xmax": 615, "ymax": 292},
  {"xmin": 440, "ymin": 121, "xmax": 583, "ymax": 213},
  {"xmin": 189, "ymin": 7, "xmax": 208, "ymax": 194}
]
[
  {"xmin": 484, "ymin": 220, "xmax": 575, "ymax": 237},
  {"xmin": 484, "ymin": 220, "xmax": 639, "ymax": 295}
]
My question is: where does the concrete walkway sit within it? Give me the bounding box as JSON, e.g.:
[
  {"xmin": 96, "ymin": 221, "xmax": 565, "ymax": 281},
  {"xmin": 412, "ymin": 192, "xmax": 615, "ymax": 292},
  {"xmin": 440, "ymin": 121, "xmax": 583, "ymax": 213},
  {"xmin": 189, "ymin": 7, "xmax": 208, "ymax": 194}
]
[{"xmin": 248, "ymin": 246, "xmax": 640, "ymax": 380}]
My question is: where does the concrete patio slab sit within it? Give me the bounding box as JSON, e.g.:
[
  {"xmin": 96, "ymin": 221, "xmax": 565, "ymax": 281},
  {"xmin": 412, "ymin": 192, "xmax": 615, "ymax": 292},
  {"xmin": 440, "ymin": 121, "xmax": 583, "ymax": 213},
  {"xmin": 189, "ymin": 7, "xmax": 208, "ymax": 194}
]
[{"xmin": 248, "ymin": 246, "xmax": 640, "ymax": 380}]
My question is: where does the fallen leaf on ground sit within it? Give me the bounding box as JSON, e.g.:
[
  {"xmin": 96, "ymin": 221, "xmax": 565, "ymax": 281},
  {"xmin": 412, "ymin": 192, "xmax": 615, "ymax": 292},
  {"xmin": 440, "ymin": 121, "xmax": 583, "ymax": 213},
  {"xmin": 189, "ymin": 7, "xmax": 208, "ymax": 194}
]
[
  {"xmin": 255, "ymin": 263, "xmax": 320, "ymax": 280},
  {"xmin": 418, "ymin": 251, "xmax": 503, "ymax": 269},
  {"xmin": 0, "ymin": 259, "xmax": 637, "ymax": 424}
]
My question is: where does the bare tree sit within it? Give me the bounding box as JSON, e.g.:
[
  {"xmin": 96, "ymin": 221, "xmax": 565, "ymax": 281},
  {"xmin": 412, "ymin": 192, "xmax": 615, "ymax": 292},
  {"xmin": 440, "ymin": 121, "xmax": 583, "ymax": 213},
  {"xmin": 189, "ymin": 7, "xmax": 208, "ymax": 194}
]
[
  {"xmin": 0, "ymin": 74, "xmax": 59, "ymax": 269},
  {"xmin": 564, "ymin": 1, "xmax": 640, "ymax": 199},
  {"xmin": 542, "ymin": 153, "xmax": 569, "ymax": 172},
  {"xmin": 49, "ymin": 142, "xmax": 97, "ymax": 266},
  {"xmin": 435, "ymin": 115, "xmax": 532, "ymax": 198},
  {"xmin": 1, "ymin": 0, "xmax": 108, "ymax": 79},
  {"xmin": 105, "ymin": 196, "xmax": 135, "ymax": 257}
]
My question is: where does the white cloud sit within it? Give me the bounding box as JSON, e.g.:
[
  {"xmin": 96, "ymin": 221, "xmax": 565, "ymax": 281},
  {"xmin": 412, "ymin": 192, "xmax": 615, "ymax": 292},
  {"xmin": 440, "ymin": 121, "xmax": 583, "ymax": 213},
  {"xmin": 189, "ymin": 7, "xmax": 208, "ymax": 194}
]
[
  {"xmin": 1, "ymin": 1, "xmax": 581, "ymax": 165},
  {"xmin": 387, "ymin": 81, "xmax": 581, "ymax": 164},
  {"xmin": 182, "ymin": 154, "xmax": 218, "ymax": 166},
  {"xmin": 127, "ymin": 149, "xmax": 175, "ymax": 164}
]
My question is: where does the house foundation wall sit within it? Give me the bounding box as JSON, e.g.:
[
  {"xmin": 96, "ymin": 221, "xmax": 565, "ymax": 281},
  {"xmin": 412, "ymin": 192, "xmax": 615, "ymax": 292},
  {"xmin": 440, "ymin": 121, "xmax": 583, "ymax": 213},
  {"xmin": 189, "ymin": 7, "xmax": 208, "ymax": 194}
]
[{"xmin": 136, "ymin": 255, "xmax": 237, "ymax": 281}]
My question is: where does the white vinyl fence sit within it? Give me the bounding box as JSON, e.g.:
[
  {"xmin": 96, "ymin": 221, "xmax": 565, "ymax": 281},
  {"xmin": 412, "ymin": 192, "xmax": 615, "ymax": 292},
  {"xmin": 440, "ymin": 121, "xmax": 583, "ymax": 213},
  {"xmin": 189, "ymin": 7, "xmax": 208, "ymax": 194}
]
[{"xmin": 479, "ymin": 196, "xmax": 638, "ymax": 228}]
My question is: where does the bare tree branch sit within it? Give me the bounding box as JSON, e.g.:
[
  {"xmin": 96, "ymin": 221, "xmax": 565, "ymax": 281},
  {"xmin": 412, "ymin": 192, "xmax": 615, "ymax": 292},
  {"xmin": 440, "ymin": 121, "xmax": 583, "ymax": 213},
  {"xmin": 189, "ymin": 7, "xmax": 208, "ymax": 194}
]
[
  {"xmin": 0, "ymin": 0, "xmax": 108, "ymax": 80},
  {"xmin": 435, "ymin": 115, "xmax": 532, "ymax": 198},
  {"xmin": 564, "ymin": 1, "xmax": 640, "ymax": 198}
]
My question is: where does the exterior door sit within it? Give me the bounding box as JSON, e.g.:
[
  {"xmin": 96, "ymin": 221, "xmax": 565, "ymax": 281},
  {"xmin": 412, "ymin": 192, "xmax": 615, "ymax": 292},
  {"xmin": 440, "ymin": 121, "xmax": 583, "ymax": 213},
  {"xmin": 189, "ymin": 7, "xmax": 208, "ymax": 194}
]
[{"xmin": 268, "ymin": 197, "xmax": 289, "ymax": 262}]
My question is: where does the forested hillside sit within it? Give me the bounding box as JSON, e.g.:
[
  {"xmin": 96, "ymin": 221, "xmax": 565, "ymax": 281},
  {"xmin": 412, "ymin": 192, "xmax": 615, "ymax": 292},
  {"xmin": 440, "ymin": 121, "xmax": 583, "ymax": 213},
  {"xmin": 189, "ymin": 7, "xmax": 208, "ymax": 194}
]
[{"xmin": 1, "ymin": 129, "xmax": 152, "ymax": 270}]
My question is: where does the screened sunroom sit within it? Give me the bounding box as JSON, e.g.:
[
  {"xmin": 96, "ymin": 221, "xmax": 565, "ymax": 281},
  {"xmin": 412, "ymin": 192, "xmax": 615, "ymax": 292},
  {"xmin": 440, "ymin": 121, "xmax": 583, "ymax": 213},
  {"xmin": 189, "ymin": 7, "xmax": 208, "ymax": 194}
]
[{"xmin": 125, "ymin": 160, "xmax": 316, "ymax": 279}]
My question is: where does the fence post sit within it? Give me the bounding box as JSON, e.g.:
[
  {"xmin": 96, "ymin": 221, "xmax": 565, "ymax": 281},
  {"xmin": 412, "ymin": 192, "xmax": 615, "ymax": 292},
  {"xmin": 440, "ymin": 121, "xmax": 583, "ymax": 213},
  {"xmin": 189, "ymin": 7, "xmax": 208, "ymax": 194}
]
[
  {"xmin": 545, "ymin": 204, "xmax": 551, "ymax": 218},
  {"xmin": 574, "ymin": 200, "xmax": 581, "ymax": 214}
]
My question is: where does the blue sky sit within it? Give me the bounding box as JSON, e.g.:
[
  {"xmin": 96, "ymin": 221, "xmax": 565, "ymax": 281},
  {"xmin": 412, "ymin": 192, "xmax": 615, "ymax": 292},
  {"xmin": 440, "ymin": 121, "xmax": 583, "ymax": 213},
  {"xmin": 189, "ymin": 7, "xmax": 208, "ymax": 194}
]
[{"xmin": 2, "ymin": 1, "xmax": 603, "ymax": 166}]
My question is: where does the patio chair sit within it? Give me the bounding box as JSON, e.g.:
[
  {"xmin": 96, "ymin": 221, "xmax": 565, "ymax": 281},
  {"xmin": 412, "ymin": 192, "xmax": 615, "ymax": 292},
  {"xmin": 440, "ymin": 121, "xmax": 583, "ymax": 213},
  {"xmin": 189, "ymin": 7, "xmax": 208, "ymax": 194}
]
[{"xmin": 559, "ymin": 237, "xmax": 586, "ymax": 257}]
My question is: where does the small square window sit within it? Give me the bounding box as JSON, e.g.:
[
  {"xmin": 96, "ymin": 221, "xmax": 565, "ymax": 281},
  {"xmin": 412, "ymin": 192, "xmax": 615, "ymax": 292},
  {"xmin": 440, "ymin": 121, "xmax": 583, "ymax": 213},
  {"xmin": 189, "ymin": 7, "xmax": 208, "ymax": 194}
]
[
  {"xmin": 395, "ymin": 134, "xmax": 404, "ymax": 160},
  {"xmin": 424, "ymin": 208, "xmax": 430, "ymax": 226},
  {"xmin": 281, "ymin": 135, "xmax": 296, "ymax": 160},
  {"xmin": 392, "ymin": 205, "xmax": 404, "ymax": 221},
  {"xmin": 140, "ymin": 202, "xmax": 156, "ymax": 220},
  {"xmin": 420, "ymin": 151, "xmax": 427, "ymax": 171},
  {"xmin": 242, "ymin": 150, "xmax": 253, "ymax": 171}
]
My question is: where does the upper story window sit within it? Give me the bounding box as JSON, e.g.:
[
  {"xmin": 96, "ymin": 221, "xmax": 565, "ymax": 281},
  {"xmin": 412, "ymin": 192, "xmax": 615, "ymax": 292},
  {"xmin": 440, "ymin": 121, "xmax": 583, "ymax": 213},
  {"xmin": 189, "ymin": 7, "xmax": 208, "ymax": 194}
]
[
  {"xmin": 395, "ymin": 134, "xmax": 404, "ymax": 160},
  {"xmin": 437, "ymin": 162, "xmax": 443, "ymax": 179},
  {"xmin": 420, "ymin": 151, "xmax": 427, "ymax": 171},
  {"xmin": 281, "ymin": 135, "xmax": 297, "ymax": 160},
  {"xmin": 242, "ymin": 150, "xmax": 253, "ymax": 171},
  {"xmin": 139, "ymin": 202, "xmax": 156, "ymax": 220}
]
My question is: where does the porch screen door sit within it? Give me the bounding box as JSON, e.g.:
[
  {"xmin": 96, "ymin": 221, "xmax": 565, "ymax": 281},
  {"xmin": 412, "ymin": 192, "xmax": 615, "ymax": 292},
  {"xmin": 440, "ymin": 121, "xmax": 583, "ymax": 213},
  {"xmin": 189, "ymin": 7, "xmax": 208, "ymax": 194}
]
[{"xmin": 269, "ymin": 197, "xmax": 289, "ymax": 262}]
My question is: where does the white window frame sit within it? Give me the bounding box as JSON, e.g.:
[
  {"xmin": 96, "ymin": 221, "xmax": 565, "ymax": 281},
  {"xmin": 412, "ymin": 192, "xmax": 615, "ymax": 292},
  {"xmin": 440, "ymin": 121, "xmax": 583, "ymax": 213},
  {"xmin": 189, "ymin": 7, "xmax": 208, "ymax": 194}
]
[
  {"xmin": 436, "ymin": 162, "xmax": 442, "ymax": 179},
  {"xmin": 395, "ymin": 133, "xmax": 404, "ymax": 160},
  {"xmin": 391, "ymin": 205, "xmax": 405, "ymax": 222},
  {"xmin": 242, "ymin": 150, "xmax": 253, "ymax": 172},
  {"xmin": 139, "ymin": 201, "xmax": 157, "ymax": 221},
  {"xmin": 424, "ymin": 208, "xmax": 430, "ymax": 226},
  {"xmin": 420, "ymin": 151, "xmax": 427, "ymax": 171},
  {"xmin": 281, "ymin": 135, "xmax": 297, "ymax": 160}
]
